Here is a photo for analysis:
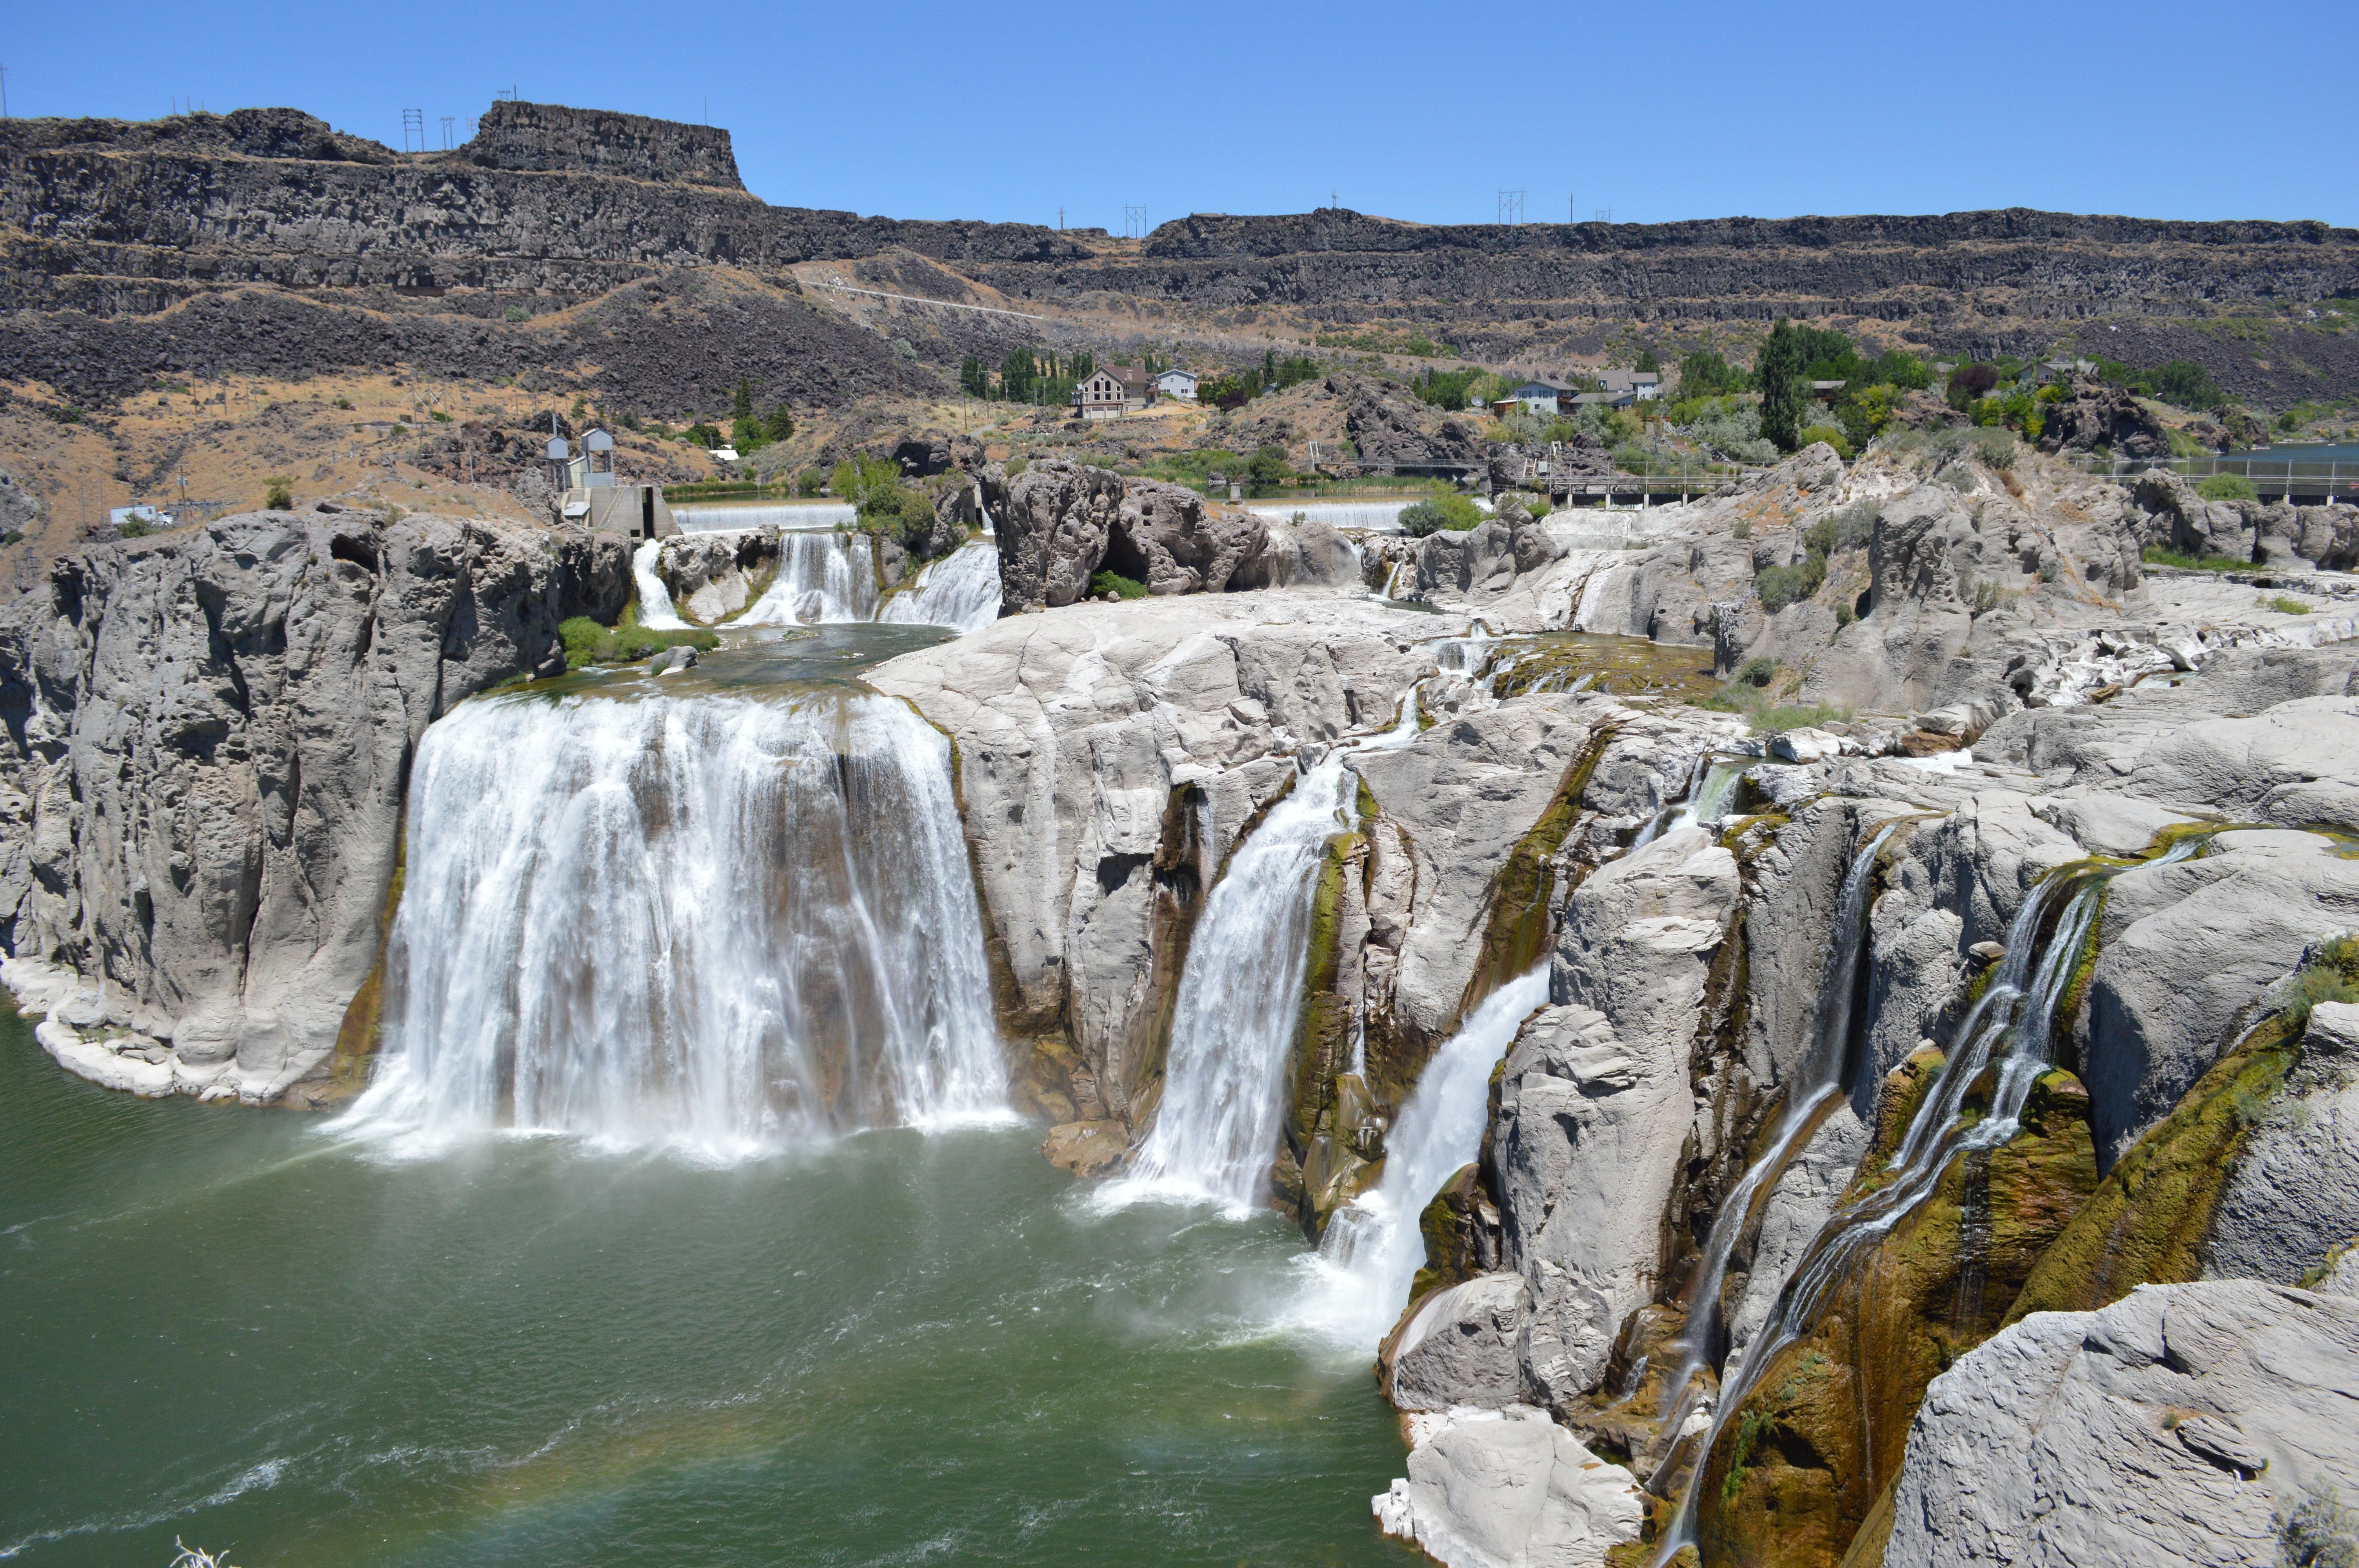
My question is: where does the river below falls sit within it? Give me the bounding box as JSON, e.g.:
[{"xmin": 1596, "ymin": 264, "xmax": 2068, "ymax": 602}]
[{"xmin": 0, "ymin": 1004, "xmax": 1416, "ymax": 1566}]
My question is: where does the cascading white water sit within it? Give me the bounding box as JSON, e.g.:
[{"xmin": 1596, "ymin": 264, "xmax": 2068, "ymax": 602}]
[
  {"xmin": 1301, "ymin": 966, "xmax": 1552, "ymax": 1342},
  {"xmin": 1658, "ymin": 822, "xmax": 1897, "ymax": 1408},
  {"xmin": 1110, "ymin": 755, "xmax": 1352, "ymax": 1210},
  {"xmin": 1248, "ymin": 500, "xmax": 1419, "ymax": 532},
  {"xmin": 338, "ymin": 688, "xmax": 1006, "ymax": 1156},
  {"xmin": 879, "ymin": 541, "xmax": 1003, "ymax": 633},
  {"xmin": 673, "ymin": 502, "xmax": 856, "ymax": 532},
  {"xmin": 738, "ymin": 532, "xmax": 880, "ymax": 625},
  {"xmin": 632, "ymin": 539, "xmax": 689, "ymax": 631},
  {"xmin": 1104, "ymin": 697, "xmax": 1423, "ymax": 1212},
  {"xmin": 1648, "ymin": 837, "xmax": 2200, "ymax": 1564}
]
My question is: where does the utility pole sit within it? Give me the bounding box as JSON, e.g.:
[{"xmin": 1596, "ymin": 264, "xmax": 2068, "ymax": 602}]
[
  {"xmin": 1, "ymin": 64, "xmax": 9, "ymax": 119},
  {"xmin": 439, "ymin": 115, "xmax": 454, "ymax": 151}
]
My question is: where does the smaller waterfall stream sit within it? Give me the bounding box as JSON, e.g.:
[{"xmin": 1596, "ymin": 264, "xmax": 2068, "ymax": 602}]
[
  {"xmin": 1105, "ymin": 697, "xmax": 1422, "ymax": 1212},
  {"xmin": 1301, "ymin": 966, "xmax": 1552, "ymax": 1342},
  {"xmin": 632, "ymin": 539, "xmax": 689, "ymax": 631},
  {"xmin": 1659, "ymin": 822, "xmax": 1898, "ymax": 1408},
  {"xmin": 880, "ymin": 541, "xmax": 1002, "ymax": 633},
  {"xmin": 738, "ymin": 532, "xmax": 880, "ymax": 625},
  {"xmin": 1648, "ymin": 836, "xmax": 2201, "ymax": 1563}
]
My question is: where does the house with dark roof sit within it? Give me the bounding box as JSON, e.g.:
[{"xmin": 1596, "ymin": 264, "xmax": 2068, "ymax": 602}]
[{"xmin": 1074, "ymin": 364, "xmax": 1156, "ymax": 418}]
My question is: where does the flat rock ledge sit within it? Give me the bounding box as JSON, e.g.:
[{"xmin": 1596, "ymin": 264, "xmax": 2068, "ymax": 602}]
[{"xmin": 1373, "ymin": 1404, "xmax": 1643, "ymax": 1568}]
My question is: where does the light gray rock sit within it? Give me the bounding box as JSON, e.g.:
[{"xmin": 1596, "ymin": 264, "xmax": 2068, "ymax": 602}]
[
  {"xmin": 0, "ymin": 512, "xmax": 630, "ymax": 1101},
  {"xmin": 1498, "ymin": 826, "xmax": 1739, "ymax": 1397},
  {"xmin": 2083, "ymin": 828, "xmax": 2359, "ymax": 1164},
  {"xmin": 867, "ymin": 593, "xmax": 1431, "ymax": 1107},
  {"xmin": 1885, "ymin": 1281, "xmax": 2359, "ymax": 1568},
  {"xmin": 1373, "ymin": 1405, "xmax": 1644, "ymax": 1568},
  {"xmin": 1385, "ymin": 1272, "xmax": 1532, "ymax": 1412},
  {"xmin": 1107, "ymin": 478, "xmax": 1264, "ymax": 596},
  {"xmin": 2205, "ymin": 1000, "xmax": 2359, "ymax": 1284}
]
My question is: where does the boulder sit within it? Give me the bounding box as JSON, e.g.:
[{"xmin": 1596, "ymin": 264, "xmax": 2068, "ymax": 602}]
[
  {"xmin": 1498, "ymin": 826, "xmax": 1739, "ymax": 1399},
  {"xmin": 1418, "ymin": 519, "xmax": 1518, "ymax": 597},
  {"xmin": 2204, "ymin": 998, "xmax": 2359, "ymax": 1283},
  {"xmin": 1105, "ymin": 478, "xmax": 1265, "ymax": 595},
  {"xmin": 1373, "ymin": 1405, "xmax": 1644, "ymax": 1568},
  {"xmin": 2036, "ymin": 384, "xmax": 2173, "ymax": 459},
  {"xmin": 1884, "ymin": 1281, "xmax": 2359, "ymax": 1568},
  {"xmin": 993, "ymin": 459, "xmax": 1124, "ymax": 612},
  {"xmin": 1383, "ymin": 1272, "xmax": 1532, "ymax": 1412}
]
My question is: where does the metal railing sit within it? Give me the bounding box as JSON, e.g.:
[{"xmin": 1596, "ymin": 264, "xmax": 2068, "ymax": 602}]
[{"xmin": 2066, "ymin": 453, "xmax": 2356, "ymax": 499}]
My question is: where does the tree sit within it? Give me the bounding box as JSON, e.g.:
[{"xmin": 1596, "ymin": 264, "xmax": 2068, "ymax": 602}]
[
  {"xmin": 731, "ymin": 378, "xmax": 755, "ymax": 424},
  {"xmin": 1676, "ymin": 349, "xmax": 1748, "ymax": 399},
  {"xmin": 1261, "ymin": 348, "xmax": 1278, "ymax": 388},
  {"xmin": 1000, "ymin": 348, "xmax": 1037, "ymax": 404},
  {"xmin": 263, "ymin": 475, "xmax": 293, "ymax": 510},
  {"xmin": 1756, "ymin": 319, "xmax": 1806, "ymax": 452},
  {"xmin": 958, "ymin": 356, "xmax": 989, "ymax": 398},
  {"xmin": 765, "ymin": 404, "xmax": 795, "ymax": 444},
  {"xmin": 1636, "ymin": 347, "xmax": 1662, "ymax": 373}
]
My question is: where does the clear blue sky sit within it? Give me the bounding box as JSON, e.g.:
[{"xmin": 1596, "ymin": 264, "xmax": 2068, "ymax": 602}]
[{"xmin": 9, "ymin": 0, "xmax": 2353, "ymax": 231}]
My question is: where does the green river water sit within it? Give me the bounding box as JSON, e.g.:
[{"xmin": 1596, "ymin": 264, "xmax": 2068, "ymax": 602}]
[{"xmin": 0, "ymin": 1002, "xmax": 1413, "ymax": 1566}]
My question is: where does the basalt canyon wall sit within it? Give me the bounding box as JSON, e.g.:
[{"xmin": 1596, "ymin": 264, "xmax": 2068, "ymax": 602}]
[{"xmin": 5, "ymin": 100, "xmax": 2357, "ymax": 410}]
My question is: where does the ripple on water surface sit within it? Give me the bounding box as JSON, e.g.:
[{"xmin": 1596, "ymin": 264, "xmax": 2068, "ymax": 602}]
[{"xmin": 0, "ymin": 1011, "xmax": 1415, "ymax": 1567}]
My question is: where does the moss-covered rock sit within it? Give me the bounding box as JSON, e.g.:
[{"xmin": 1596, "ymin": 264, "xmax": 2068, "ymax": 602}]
[
  {"xmin": 1695, "ymin": 1069, "xmax": 2098, "ymax": 1568},
  {"xmin": 2007, "ymin": 1011, "xmax": 2299, "ymax": 1320},
  {"xmin": 1457, "ymin": 722, "xmax": 1617, "ymax": 1014}
]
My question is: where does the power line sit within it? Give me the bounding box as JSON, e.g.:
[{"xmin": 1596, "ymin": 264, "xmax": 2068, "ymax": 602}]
[
  {"xmin": 1497, "ymin": 189, "xmax": 1525, "ymax": 225},
  {"xmin": 1123, "ymin": 204, "xmax": 1147, "ymax": 240}
]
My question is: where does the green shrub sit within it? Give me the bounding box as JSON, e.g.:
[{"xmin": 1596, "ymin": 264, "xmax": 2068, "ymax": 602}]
[
  {"xmin": 503, "ymin": 305, "xmax": 530, "ymax": 323},
  {"xmin": 1399, "ymin": 490, "xmax": 1484, "ymax": 537},
  {"xmin": 794, "ymin": 468, "xmax": 826, "ymax": 497},
  {"xmin": 558, "ymin": 615, "xmax": 719, "ymax": 668},
  {"xmin": 1835, "ymin": 600, "xmax": 1855, "ymax": 627},
  {"xmin": 2264, "ymin": 594, "xmax": 2313, "ymax": 615},
  {"xmin": 1971, "ymin": 427, "xmax": 2017, "ymax": 469},
  {"xmin": 1089, "ymin": 570, "xmax": 1148, "ymax": 600},
  {"xmin": 264, "ymin": 476, "xmax": 293, "ymax": 510},
  {"xmin": 120, "ymin": 519, "xmax": 151, "ymax": 539},
  {"xmin": 2142, "ymin": 544, "xmax": 2244, "ymax": 572},
  {"xmin": 1739, "ymin": 656, "xmax": 1777, "ymax": 687},
  {"xmin": 1796, "ymin": 423, "xmax": 1852, "ymax": 459},
  {"xmin": 1756, "ymin": 556, "xmax": 1826, "ymax": 612},
  {"xmin": 2198, "ymin": 472, "xmax": 2258, "ymax": 501}
]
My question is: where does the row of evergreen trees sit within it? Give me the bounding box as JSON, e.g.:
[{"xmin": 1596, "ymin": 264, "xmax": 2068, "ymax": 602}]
[{"xmin": 959, "ymin": 348, "xmax": 1096, "ymax": 405}]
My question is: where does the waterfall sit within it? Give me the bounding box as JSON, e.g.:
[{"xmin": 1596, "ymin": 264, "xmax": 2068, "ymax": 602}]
[
  {"xmin": 880, "ymin": 541, "xmax": 1003, "ymax": 633},
  {"xmin": 1647, "ymin": 835, "xmax": 2199, "ymax": 1564},
  {"xmin": 1248, "ymin": 500, "xmax": 1418, "ymax": 532},
  {"xmin": 633, "ymin": 539, "xmax": 689, "ymax": 631},
  {"xmin": 337, "ymin": 688, "xmax": 1005, "ymax": 1155},
  {"xmin": 738, "ymin": 532, "xmax": 879, "ymax": 625},
  {"xmin": 1302, "ymin": 966, "xmax": 1552, "ymax": 1342},
  {"xmin": 1658, "ymin": 822, "xmax": 1897, "ymax": 1410},
  {"xmin": 1105, "ymin": 697, "xmax": 1423, "ymax": 1212},
  {"xmin": 673, "ymin": 502, "xmax": 856, "ymax": 532}
]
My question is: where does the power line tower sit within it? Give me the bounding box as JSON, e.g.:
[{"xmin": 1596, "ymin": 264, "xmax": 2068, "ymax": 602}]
[
  {"xmin": 439, "ymin": 115, "xmax": 455, "ymax": 150},
  {"xmin": 1497, "ymin": 189, "xmax": 1525, "ymax": 225},
  {"xmin": 401, "ymin": 108, "xmax": 425, "ymax": 153},
  {"xmin": 1123, "ymin": 204, "xmax": 1147, "ymax": 240}
]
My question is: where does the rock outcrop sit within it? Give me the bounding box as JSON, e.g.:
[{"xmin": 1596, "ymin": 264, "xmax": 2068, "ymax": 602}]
[
  {"xmin": 1884, "ymin": 1282, "xmax": 2359, "ymax": 1568},
  {"xmin": 0, "ymin": 510, "xmax": 630, "ymax": 1102},
  {"xmin": 1374, "ymin": 1405, "xmax": 1644, "ymax": 1568}
]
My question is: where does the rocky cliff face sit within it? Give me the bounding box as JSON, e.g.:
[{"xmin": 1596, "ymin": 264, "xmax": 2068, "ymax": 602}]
[{"xmin": 0, "ymin": 508, "xmax": 629, "ymax": 1102}]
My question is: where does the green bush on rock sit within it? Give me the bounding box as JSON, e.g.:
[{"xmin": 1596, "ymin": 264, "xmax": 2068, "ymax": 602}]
[
  {"xmin": 1089, "ymin": 570, "xmax": 1147, "ymax": 600},
  {"xmin": 559, "ymin": 616, "xmax": 718, "ymax": 668}
]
